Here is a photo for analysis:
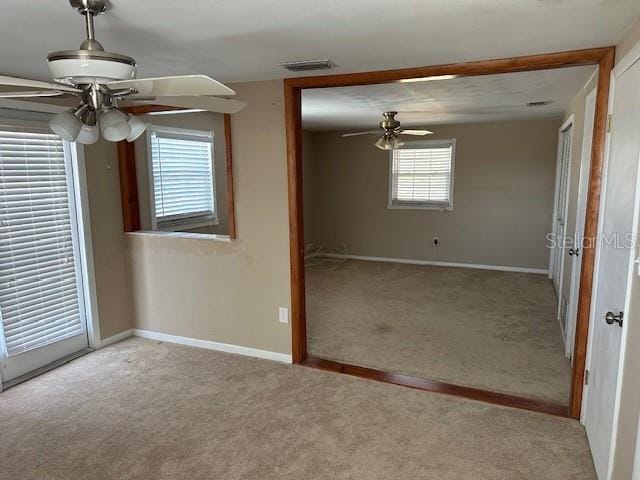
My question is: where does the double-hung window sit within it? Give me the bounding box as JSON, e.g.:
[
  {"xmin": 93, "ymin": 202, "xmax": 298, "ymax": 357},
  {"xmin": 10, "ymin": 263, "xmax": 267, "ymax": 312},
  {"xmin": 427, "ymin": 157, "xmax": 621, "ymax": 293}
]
[
  {"xmin": 389, "ymin": 139, "xmax": 456, "ymax": 210},
  {"xmin": 147, "ymin": 125, "xmax": 217, "ymax": 231}
]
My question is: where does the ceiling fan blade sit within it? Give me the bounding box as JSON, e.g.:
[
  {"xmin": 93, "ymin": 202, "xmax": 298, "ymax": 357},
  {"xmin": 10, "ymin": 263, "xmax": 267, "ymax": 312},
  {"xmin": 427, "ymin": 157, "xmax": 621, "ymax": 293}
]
[
  {"xmin": 342, "ymin": 130, "xmax": 380, "ymax": 137},
  {"xmin": 0, "ymin": 90, "xmax": 74, "ymax": 98},
  {"xmin": 398, "ymin": 129, "xmax": 434, "ymax": 135},
  {"xmin": 0, "ymin": 75, "xmax": 80, "ymax": 94},
  {"xmin": 126, "ymin": 96, "xmax": 247, "ymax": 114},
  {"xmin": 108, "ymin": 75, "xmax": 235, "ymax": 97}
]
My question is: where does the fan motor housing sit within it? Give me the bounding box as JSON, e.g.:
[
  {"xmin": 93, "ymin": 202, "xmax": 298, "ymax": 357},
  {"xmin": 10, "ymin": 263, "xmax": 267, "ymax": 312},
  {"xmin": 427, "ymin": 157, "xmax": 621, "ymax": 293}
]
[
  {"xmin": 47, "ymin": 50, "xmax": 136, "ymax": 85},
  {"xmin": 380, "ymin": 111, "xmax": 401, "ymax": 131}
]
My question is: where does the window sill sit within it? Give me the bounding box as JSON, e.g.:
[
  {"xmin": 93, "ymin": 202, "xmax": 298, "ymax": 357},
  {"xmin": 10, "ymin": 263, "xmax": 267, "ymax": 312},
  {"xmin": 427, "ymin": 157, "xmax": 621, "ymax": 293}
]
[
  {"xmin": 387, "ymin": 204, "xmax": 454, "ymax": 211},
  {"xmin": 156, "ymin": 218, "xmax": 219, "ymax": 232},
  {"xmin": 126, "ymin": 230, "xmax": 232, "ymax": 242}
]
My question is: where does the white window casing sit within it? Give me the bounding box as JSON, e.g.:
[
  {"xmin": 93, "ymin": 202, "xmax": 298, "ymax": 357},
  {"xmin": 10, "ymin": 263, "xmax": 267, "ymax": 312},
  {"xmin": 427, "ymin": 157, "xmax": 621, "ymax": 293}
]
[
  {"xmin": 388, "ymin": 139, "xmax": 456, "ymax": 210},
  {"xmin": 146, "ymin": 125, "xmax": 217, "ymax": 231}
]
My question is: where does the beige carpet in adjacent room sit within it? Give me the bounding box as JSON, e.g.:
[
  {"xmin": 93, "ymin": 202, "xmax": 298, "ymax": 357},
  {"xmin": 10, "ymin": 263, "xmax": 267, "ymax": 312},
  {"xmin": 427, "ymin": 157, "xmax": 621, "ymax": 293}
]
[
  {"xmin": 306, "ymin": 259, "xmax": 571, "ymax": 404},
  {"xmin": 1, "ymin": 338, "xmax": 593, "ymax": 479}
]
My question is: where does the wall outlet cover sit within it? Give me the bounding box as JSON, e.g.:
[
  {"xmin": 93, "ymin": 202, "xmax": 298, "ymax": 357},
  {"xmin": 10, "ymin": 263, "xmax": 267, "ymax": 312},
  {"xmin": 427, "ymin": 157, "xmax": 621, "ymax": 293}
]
[{"xmin": 278, "ymin": 307, "xmax": 289, "ymax": 324}]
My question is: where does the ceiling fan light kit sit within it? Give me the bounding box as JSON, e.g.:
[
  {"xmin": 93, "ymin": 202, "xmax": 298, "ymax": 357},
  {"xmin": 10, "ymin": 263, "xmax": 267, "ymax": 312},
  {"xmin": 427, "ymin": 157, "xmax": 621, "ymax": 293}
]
[
  {"xmin": 99, "ymin": 107, "xmax": 131, "ymax": 142},
  {"xmin": 375, "ymin": 135, "xmax": 405, "ymax": 151},
  {"xmin": 126, "ymin": 114, "xmax": 147, "ymax": 142},
  {"xmin": 1, "ymin": 0, "xmax": 246, "ymax": 144},
  {"xmin": 76, "ymin": 123, "xmax": 99, "ymax": 145},
  {"xmin": 49, "ymin": 109, "xmax": 83, "ymax": 141},
  {"xmin": 342, "ymin": 111, "xmax": 433, "ymax": 150}
]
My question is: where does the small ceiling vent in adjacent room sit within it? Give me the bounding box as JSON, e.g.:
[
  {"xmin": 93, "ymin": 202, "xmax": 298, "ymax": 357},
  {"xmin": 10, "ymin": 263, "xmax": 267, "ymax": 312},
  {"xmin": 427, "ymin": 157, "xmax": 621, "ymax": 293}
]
[
  {"xmin": 527, "ymin": 100, "xmax": 553, "ymax": 108},
  {"xmin": 280, "ymin": 59, "xmax": 335, "ymax": 72}
]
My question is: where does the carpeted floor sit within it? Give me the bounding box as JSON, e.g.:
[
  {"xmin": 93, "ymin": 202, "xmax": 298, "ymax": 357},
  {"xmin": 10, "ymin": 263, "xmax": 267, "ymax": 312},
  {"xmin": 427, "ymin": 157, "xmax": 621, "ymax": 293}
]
[
  {"xmin": 306, "ymin": 259, "xmax": 571, "ymax": 404},
  {"xmin": 1, "ymin": 338, "xmax": 594, "ymax": 479}
]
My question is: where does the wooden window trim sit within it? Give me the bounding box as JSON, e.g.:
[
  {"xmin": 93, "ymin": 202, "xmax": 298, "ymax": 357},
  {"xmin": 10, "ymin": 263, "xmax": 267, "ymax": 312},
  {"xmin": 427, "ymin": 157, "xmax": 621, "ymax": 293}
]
[
  {"xmin": 284, "ymin": 47, "xmax": 615, "ymax": 419},
  {"xmin": 117, "ymin": 107, "xmax": 236, "ymax": 239}
]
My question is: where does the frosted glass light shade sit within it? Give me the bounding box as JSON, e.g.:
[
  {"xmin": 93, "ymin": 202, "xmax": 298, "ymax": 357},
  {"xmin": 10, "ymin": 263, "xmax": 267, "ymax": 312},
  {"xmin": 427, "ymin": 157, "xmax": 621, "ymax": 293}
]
[
  {"xmin": 76, "ymin": 124, "xmax": 99, "ymax": 145},
  {"xmin": 100, "ymin": 108, "xmax": 131, "ymax": 142},
  {"xmin": 375, "ymin": 136, "xmax": 404, "ymax": 150},
  {"xmin": 49, "ymin": 110, "xmax": 82, "ymax": 141},
  {"xmin": 125, "ymin": 115, "xmax": 147, "ymax": 142}
]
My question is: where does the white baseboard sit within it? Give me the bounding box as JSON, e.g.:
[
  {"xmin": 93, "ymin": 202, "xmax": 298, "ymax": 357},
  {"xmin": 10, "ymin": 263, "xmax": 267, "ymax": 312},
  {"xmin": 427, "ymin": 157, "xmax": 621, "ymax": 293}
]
[
  {"xmin": 131, "ymin": 329, "xmax": 293, "ymax": 364},
  {"xmin": 99, "ymin": 329, "xmax": 133, "ymax": 348},
  {"xmin": 317, "ymin": 253, "xmax": 549, "ymax": 275}
]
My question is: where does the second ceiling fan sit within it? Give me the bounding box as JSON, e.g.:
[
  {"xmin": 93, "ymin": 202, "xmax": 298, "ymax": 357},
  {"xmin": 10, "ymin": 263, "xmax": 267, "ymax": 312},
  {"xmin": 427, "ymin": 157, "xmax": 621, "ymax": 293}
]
[{"xmin": 342, "ymin": 111, "xmax": 433, "ymax": 150}]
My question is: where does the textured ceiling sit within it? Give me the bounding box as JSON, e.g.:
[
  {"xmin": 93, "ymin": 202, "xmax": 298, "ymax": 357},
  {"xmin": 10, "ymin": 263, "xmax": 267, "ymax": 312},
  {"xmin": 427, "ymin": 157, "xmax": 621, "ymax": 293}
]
[
  {"xmin": 0, "ymin": 0, "xmax": 637, "ymax": 83},
  {"xmin": 301, "ymin": 66, "xmax": 596, "ymax": 130}
]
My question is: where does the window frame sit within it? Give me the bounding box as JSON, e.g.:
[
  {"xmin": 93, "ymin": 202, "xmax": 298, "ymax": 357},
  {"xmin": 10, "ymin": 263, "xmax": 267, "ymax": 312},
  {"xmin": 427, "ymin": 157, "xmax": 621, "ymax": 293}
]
[
  {"xmin": 387, "ymin": 138, "xmax": 457, "ymax": 211},
  {"xmin": 145, "ymin": 124, "xmax": 218, "ymax": 232}
]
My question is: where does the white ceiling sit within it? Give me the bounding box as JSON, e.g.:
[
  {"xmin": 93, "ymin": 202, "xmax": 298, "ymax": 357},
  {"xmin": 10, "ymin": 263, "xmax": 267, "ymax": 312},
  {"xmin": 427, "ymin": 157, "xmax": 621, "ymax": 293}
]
[
  {"xmin": 0, "ymin": 0, "xmax": 638, "ymax": 84},
  {"xmin": 301, "ymin": 66, "xmax": 596, "ymax": 130}
]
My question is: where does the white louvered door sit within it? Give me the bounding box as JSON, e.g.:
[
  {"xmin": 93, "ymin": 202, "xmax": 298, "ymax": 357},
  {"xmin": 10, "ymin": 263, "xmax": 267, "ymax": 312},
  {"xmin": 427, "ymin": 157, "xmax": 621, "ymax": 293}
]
[
  {"xmin": 551, "ymin": 123, "xmax": 573, "ymax": 295},
  {"xmin": 0, "ymin": 123, "xmax": 88, "ymax": 384}
]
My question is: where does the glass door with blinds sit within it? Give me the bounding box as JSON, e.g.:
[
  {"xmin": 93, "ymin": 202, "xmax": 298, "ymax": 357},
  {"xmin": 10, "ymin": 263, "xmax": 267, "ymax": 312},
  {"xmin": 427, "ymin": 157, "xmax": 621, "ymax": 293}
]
[{"xmin": 0, "ymin": 120, "xmax": 89, "ymax": 385}]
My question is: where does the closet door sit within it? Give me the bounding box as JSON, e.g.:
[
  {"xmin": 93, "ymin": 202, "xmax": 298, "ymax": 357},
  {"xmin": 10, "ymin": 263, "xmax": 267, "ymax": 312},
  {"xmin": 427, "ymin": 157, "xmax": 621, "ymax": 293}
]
[{"xmin": 551, "ymin": 122, "xmax": 573, "ymax": 295}]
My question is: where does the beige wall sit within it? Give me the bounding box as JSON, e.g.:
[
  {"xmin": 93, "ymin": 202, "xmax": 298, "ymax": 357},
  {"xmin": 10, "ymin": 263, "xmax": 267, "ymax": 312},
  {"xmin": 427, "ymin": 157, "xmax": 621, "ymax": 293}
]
[
  {"xmin": 126, "ymin": 80, "xmax": 292, "ymax": 354},
  {"xmin": 134, "ymin": 112, "xmax": 229, "ymax": 236},
  {"xmin": 617, "ymin": 16, "xmax": 640, "ymax": 64},
  {"xmin": 83, "ymin": 140, "xmax": 134, "ymax": 339},
  {"xmin": 302, "ymin": 130, "xmax": 315, "ymax": 247},
  {"xmin": 303, "ymin": 119, "xmax": 560, "ymax": 270}
]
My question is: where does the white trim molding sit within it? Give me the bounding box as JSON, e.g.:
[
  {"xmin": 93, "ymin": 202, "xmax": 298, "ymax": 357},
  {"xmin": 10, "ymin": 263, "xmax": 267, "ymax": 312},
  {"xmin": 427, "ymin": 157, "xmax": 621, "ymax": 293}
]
[
  {"xmin": 132, "ymin": 329, "xmax": 293, "ymax": 363},
  {"xmin": 318, "ymin": 253, "xmax": 548, "ymax": 275},
  {"xmin": 388, "ymin": 138, "xmax": 457, "ymax": 211},
  {"xmin": 99, "ymin": 329, "xmax": 134, "ymax": 348},
  {"xmin": 70, "ymin": 143, "xmax": 102, "ymax": 349},
  {"xmin": 97, "ymin": 328, "xmax": 292, "ymax": 363},
  {"xmin": 127, "ymin": 231, "xmax": 232, "ymax": 242}
]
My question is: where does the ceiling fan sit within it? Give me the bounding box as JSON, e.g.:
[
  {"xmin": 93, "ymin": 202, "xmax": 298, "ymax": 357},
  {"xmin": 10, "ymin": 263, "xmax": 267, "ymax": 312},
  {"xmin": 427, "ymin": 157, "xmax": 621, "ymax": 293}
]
[
  {"xmin": 0, "ymin": 0, "xmax": 246, "ymax": 144},
  {"xmin": 342, "ymin": 111, "xmax": 433, "ymax": 150}
]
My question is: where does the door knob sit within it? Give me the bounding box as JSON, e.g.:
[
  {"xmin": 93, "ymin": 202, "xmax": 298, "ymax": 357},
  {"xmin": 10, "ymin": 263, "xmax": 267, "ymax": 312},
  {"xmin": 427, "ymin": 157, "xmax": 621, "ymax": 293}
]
[{"xmin": 604, "ymin": 311, "xmax": 624, "ymax": 327}]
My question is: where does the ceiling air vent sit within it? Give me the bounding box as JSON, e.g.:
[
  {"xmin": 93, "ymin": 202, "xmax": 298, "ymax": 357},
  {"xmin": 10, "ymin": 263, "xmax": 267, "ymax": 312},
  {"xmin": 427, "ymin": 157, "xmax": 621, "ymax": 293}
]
[
  {"xmin": 280, "ymin": 59, "xmax": 334, "ymax": 72},
  {"xmin": 527, "ymin": 100, "xmax": 553, "ymax": 108}
]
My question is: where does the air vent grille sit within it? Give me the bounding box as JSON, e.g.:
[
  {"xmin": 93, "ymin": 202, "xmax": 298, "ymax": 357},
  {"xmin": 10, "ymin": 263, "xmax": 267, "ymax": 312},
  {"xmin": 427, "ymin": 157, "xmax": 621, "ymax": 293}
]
[
  {"xmin": 527, "ymin": 100, "xmax": 553, "ymax": 108},
  {"xmin": 280, "ymin": 59, "xmax": 334, "ymax": 72}
]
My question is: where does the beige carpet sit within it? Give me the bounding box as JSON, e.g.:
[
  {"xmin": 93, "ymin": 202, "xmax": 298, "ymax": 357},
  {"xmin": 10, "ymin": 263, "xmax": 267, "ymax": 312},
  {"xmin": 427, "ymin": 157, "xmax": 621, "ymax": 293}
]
[
  {"xmin": 1, "ymin": 338, "xmax": 594, "ymax": 479},
  {"xmin": 306, "ymin": 259, "xmax": 571, "ymax": 404}
]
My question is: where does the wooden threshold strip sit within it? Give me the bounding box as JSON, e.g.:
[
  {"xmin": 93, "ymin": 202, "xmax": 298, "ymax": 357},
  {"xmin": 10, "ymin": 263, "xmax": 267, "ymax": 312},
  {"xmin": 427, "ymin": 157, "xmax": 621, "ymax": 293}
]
[{"xmin": 303, "ymin": 356, "xmax": 570, "ymax": 418}]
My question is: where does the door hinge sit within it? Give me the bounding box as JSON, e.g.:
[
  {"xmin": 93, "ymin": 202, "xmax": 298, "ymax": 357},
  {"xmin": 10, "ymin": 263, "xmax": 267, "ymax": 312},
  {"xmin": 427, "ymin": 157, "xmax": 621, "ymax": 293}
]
[
  {"xmin": 585, "ymin": 369, "xmax": 590, "ymax": 386},
  {"xmin": 607, "ymin": 114, "xmax": 612, "ymax": 133}
]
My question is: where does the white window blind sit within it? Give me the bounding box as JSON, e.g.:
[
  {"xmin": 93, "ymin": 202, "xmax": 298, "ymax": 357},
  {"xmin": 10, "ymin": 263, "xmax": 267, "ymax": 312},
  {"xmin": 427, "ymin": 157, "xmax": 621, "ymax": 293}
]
[
  {"xmin": 390, "ymin": 140, "xmax": 455, "ymax": 209},
  {"xmin": 0, "ymin": 125, "xmax": 85, "ymax": 356},
  {"xmin": 149, "ymin": 128, "xmax": 216, "ymax": 229}
]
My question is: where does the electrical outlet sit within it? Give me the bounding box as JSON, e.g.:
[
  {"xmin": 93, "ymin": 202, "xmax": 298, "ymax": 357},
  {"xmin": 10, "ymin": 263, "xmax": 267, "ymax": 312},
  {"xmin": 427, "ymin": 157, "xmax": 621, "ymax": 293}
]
[
  {"xmin": 278, "ymin": 307, "xmax": 289, "ymax": 324},
  {"xmin": 433, "ymin": 237, "xmax": 439, "ymax": 246}
]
